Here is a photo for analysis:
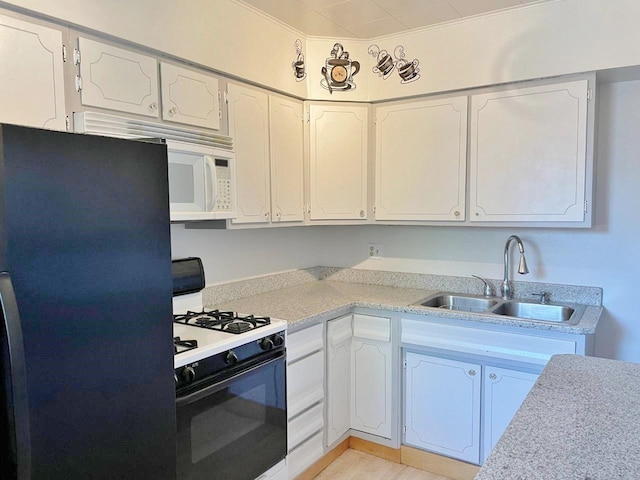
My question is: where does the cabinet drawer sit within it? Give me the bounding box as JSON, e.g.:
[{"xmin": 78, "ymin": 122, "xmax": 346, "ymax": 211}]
[
  {"xmin": 288, "ymin": 324, "xmax": 323, "ymax": 363},
  {"xmin": 353, "ymin": 314, "xmax": 390, "ymax": 342},
  {"xmin": 288, "ymin": 402, "xmax": 324, "ymax": 452},
  {"xmin": 401, "ymin": 317, "xmax": 576, "ymax": 365},
  {"xmin": 287, "ymin": 431, "xmax": 324, "ymax": 479},
  {"xmin": 287, "ymin": 350, "xmax": 324, "ymax": 419}
]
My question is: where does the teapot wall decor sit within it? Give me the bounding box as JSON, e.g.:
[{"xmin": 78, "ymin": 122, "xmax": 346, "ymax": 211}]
[
  {"xmin": 320, "ymin": 43, "xmax": 360, "ymax": 94},
  {"xmin": 292, "ymin": 39, "xmax": 306, "ymax": 82},
  {"xmin": 368, "ymin": 44, "xmax": 421, "ymax": 84}
]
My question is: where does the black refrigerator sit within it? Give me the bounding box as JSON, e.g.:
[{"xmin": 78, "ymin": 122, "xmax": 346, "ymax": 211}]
[{"xmin": 0, "ymin": 124, "xmax": 176, "ymax": 479}]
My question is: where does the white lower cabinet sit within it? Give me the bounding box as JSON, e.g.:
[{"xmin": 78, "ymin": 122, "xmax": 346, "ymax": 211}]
[
  {"xmin": 482, "ymin": 366, "xmax": 539, "ymax": 462},
  {"xmin": 351, "ymin": 314, "xmax": 392, "ymax": 439},
  {"xmin": 326, "ymin": 313, "xmax": 393, "ymax": 448},
  {"xmin": 326, "ymin": 315, "xmax": 352, "ymax": 446},
  {"xmin": 404, "ymin": 352, "xmax": 481, "ymax": 464},
  {"xmin": 286, "ymin": 324, "xmax": 325, "ymax": 479}
]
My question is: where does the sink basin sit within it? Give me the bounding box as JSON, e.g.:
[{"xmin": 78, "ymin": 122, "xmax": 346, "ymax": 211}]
[
  {"xmin": 414, "ymin": 293, "xmax": 498, "ymax": 313},
  {"xmin": 491, "ymin": 301, "xmax": 576, "ymax": 323}
]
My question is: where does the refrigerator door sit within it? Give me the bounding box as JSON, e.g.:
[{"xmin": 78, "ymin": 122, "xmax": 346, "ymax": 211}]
[
  {"xmin": 0, "ymin": 273, "xmax": 31, "ymax": 480},
  {"xmin": 0, "ymin": 124, "xmax": 175, "ymax": 479}
]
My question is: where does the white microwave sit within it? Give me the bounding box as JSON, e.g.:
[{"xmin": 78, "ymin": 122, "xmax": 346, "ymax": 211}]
[{"xmin": 167, "ymin": 140, "xmax": 237, "ymax": 222}]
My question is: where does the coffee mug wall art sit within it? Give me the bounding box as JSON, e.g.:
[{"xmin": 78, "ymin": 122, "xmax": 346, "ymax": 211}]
[
  {"xmin": 321, "ymin": 43, "xmax": 360, "ymax": 94},
  {"xmin": 368, "ymin": 44, "xmax": 421, "ymax": 84},
  {"xmin": 292, "ymin": 39, "xmax": 307, "ymax": 82}
]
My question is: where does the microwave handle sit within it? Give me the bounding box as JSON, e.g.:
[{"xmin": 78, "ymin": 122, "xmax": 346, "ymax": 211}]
[{"xmin": 204, "ymin": 155, "xmax": 217, "ymax": 212}]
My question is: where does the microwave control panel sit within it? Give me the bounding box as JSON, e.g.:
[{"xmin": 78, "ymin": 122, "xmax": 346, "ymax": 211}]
[{"xmin": 214, "ymin": 159, "xmax": 233, "ymax": 211}]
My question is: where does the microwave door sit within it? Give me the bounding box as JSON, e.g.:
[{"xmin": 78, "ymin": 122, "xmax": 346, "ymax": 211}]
[{"xmin": 168, "ymin": 150, "xmax": 209, "ymax": 219}]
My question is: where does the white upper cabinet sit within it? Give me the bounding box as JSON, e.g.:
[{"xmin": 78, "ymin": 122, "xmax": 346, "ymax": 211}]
[
  {"xmin": 469, "ymin": 79, "xmax": 590, "ymax": 224},
  {"xmin": 77, "ymin": 37, "xmax": 159, "ymax": 117},
  {"xmin": 227, "ymin": 83, "xmax": 271, "ymax": 224},
  {"xmin": 269, "ymin": 96, "xmax": 304, "ymax": 223},
  {"xmin": 308, "ymin": 104, "xmax": 368, "ymax": 221},
  {"xmin": 160, "ymin": 62, "xmax": 220, "ymax": 130},
  {"xmin": 227, "ymin": 84, "xmax": 304, "ymax": 226},
  {"xmin": 375, "ymin": 97, "xmax": 467, "ymax": 221},
  {"xmin": 0, "ymin": 15, "xmax": 66, "ymax": 130}
]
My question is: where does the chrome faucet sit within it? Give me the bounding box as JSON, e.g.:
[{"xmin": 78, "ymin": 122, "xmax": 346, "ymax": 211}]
[{"xmin": 502, "ymin": 235, "xmax": 529, "ymax": 300}]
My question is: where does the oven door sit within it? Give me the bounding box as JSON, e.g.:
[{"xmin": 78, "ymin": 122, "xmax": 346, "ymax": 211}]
[{"xmin": 176, "ymin": 352, "xmax": 287, "ymax": 480}]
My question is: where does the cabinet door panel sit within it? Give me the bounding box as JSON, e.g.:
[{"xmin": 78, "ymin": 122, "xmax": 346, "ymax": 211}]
[
  {"xmin": 0, "ymin": 15, "xmax": 66, "ymax": 130},
  {"xmin": 326, "ymin": 315, "xmax": 352, "ymax": 446},
  {"xmin": 375, "ymin": 97, "xmax": 467, "ymax": 221},
  {"xmin": 404, "ymin": 352, "xmax": 481, "ymax": 464},
  {"xmin": 482, "ymin": 367, "xmax": 539, "ymax": 462},
  {"xmin": 160, "ymin": 62, "xmax": 220, "ymax": 130},
  {"xmin": 470, "ymin": 80, "xmax": 588, "ymax": 222},
  {"xmin": 269, "ymin": 96, "xmax": 304, "ymax": 223},
  {"xmin": 228, "ymin": 84, "xmax": 271, "ymax": 224},
  {"xmin": 78, "ymin": 37, "xmax": 159, "ymax": 117},
  {"xmin": 309, "ymin": 104, "xmax": 368, "ymax": 220}
]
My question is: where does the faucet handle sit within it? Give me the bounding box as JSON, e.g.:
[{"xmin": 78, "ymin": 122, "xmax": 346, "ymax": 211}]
[
  {"xmin": 531, "ymin": 292, "xmax": 549, "ymax": 304},
  {"xmin": 472, "ymin": 275, "xmax": 495, "ymax": 297}
]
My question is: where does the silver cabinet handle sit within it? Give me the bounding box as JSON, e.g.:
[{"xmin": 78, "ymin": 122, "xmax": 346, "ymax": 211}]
[
  {"xmin": 468, "ymin": 369, "xmax": 476, "ymax": 376},
  {"xmin": 169, "ymin": 107, "xmax": 178, "ymax": 115},
  {"xmin": 489, "ymin": 373, "xmax": 497, "ymax": 380}
]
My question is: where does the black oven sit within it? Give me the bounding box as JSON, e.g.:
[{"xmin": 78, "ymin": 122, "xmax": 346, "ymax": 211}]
[{"xmin": 176, "ymin": 341, "xmax": 287, "ymax": 480}]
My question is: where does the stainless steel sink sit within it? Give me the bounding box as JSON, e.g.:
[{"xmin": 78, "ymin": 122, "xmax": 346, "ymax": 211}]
[
  {"xmin": 414, "ymin": 293, "xmax": 498, "ymax": 313},
  {"xmin": 490, "ymin": 301, "xmax": 578, "ymax": 323}
]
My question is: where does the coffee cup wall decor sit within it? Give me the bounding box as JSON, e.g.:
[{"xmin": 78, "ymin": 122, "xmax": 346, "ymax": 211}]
[
  {"xmin": 368, "ymin": 44, "xmax": 421, "ymax": 84},
  {"xmin": 292, "ymin": 39, "xmax": 306, "ymax": 82},
  {"xmin": 320, "ymin": 43, "xmax": 360, "ymax": 94}
]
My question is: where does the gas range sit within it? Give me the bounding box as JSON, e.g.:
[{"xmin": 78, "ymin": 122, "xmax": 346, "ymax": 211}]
[{"xmin": 173, "ymin": 308, "xmax": 287, "ymax": 368}]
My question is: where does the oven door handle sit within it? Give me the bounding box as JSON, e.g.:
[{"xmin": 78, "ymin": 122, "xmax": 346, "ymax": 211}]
[{"xmin": 176, "ymin": 352, "xmax": 284, "ymax": 407}]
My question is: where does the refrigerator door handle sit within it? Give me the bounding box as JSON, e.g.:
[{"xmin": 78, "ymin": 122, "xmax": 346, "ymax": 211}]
[{"xmin": 0, "ymin": 272, "xmax": 31, "ymax": 480}]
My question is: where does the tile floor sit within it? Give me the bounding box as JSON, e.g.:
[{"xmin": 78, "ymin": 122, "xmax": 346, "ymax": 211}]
[{"xmin": 312, "ymin": 449, "xmax": 455, "ymax": 480}]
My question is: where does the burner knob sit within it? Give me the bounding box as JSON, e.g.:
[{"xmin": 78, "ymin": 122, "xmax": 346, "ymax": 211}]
[
  {"xmin": 225, "ymin": 351, "xmax": 238, "ymax": 365},
  {"xmin": 272, "ymin": 333, "xmax": 284, "ymax": 347},
  {"xmin": 181, "ymin": 366, "xmax": 196, "ymax": 383},
  {"xmin": 259, "ymin": 337, "xmax": 274, "ymax": 351}
]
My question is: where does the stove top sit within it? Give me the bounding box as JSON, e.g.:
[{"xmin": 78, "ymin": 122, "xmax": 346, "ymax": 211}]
[
  {"xmin": 174, "ymin": 309, "xmax": 271, "ymax": 334},
  {"xmin": 172, "ymin": 309, "xmax": 287, "ymax": 369}
]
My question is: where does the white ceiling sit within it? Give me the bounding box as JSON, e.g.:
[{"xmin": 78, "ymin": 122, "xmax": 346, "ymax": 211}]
[{"xmin": 237, "ymin": 0, "xmax": 553, "ymax": 39}]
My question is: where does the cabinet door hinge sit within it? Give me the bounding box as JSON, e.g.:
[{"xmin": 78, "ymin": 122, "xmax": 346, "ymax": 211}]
[
  {"xmin": 373, "ymin": 115, "xmax": 377, "ymax": 124},
  {"xmin": 403, "ymin": 359, "xmax": 407, "ymax": 369},
  {"xmin": 584, "ymin": 200, "xmax": 589, "ymax": 213},
  {"xmin": 219, "ymin": 110, "xmax": 222, "ymax": 122},
  {"xmin": 403, "ymin": 425, "xmax": 407, "ymax": 434},
  {"xmin": 587, "ymin": 88, "xmax": 593, "ymax": 101},
  {"xmin": 75, "ymin": 75, "xmax": 83, "ymax": 92},
  {"xmin": 73, "ymin": 48, "xmax": 81, "ymax": 66},
  {"xmin": 305, "ymin": 111, "xmax": 310, "ymax": 123},
  {"xmin": 224, "ymin": 89, "xmax": 229, "ymax": 104},
  {"xmin": 62, "ymin": 45, "xmax": 67, "ymax": 62},
  {"xmin": 65, "ymin": 116, "xmax": 71, "ymax": 131}
]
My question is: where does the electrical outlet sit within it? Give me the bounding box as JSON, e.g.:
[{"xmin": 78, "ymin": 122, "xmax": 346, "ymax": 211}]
[{"xmin": 368, "ymin": 243, "xmax": 382, "ymax": 258}]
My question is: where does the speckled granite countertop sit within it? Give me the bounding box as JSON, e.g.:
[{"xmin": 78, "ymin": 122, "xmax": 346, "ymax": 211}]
[
  {"xmin": 210, "ymin": 279, "xmax": 601, "ymax": 335},
  {"xmin": 475, "ymin": 355, "xmax": 640, "ymax": 480}
]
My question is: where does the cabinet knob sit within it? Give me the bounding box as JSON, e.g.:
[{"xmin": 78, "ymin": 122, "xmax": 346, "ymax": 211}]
[
  {"xmin": 454, "ymin": 211, "xmax": 460, "ymax": 217},
  {"xmin": 149, "ymin": 102, "xmax": 158, "ymax": 111},
  {"xmin": 468, "ymin": 369, "xmax": 476, "ymax": 376},
  {"xmin": 264, "ymin": 212, "xmax": 270, "ymax": 218},
  {"xmin": 169, "ymin": 107, "xmax": 178, "ymax": 115},
  {"xmin": 276, "ymin": 212, "xmax": 281, "ymax": 219},
  {"xmin": 489, "ymin": 373, "xmax": 497, "ymax": 380},
  {"xmin": 359, "ymin": 210, "xmax": 365, "ymax": 218}
]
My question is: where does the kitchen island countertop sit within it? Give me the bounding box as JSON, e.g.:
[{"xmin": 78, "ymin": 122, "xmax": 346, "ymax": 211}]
[{"xmin": 475, "ymin": 354, "xmax": 640, "ymax": 480}]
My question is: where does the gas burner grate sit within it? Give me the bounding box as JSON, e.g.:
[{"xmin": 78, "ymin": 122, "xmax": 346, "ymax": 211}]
[
  {"xmin": 174, "ymin": 336, "xmax": 198, "ymax": 355},
  {"xmin": 173, "ymin": 309, "xmax": 271, "ymax": 334}
]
